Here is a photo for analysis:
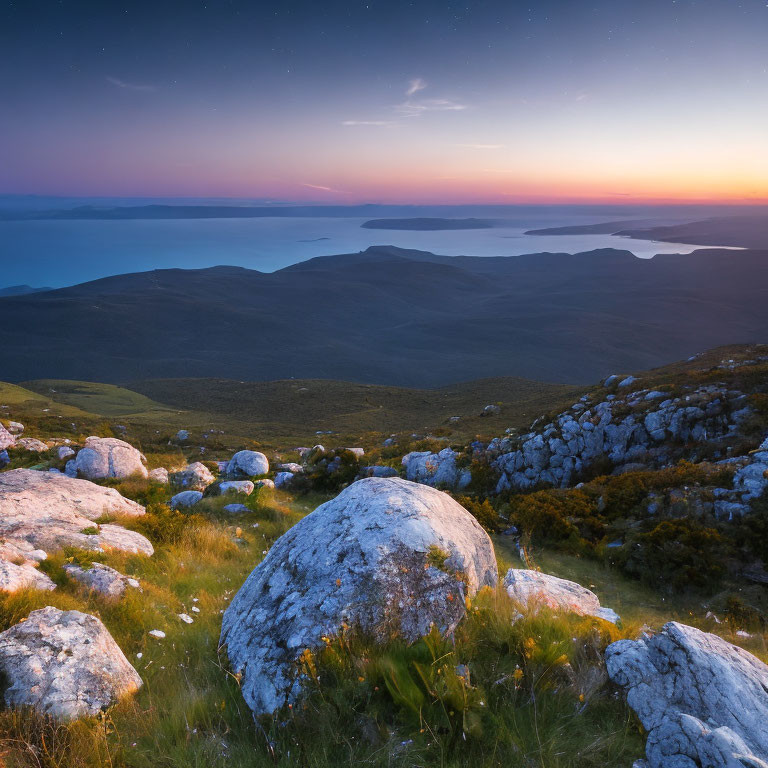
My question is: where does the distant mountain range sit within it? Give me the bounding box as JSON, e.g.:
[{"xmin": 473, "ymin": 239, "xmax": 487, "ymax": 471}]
[
  {"xmin": 0, "ymin": 245, "xmax": 766, "ymax": 387},
  {"xmin": 0, "ymin": 284, "xmax": 52, "ymax": 297}
]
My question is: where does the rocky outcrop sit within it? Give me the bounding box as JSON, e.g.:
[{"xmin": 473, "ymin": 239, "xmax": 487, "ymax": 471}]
[
  {"xmin": 64, "ymin": 562, "xmax": 140, "ymax": 598},
  {"xmin": 606, "ymin": 622, "xmax": 768, "ymax": 768},
  {"xmin": 0, "ymin": 469, "xmax": 152, "ymax": 556},
  {"xmin": 221, "ymin": 477, "xmax": 498, "ymax": 715},
  {"xmin": 171, "ymin": 461, "xmax": 215, "ymax": 491},
  {"xmin": 504, "ymin": 569, "xmax": 619, "ymax": 623},
  {"xmin": 402, "ymin": 448, "xmax": 471, "ymax": 491},
  {"xmin": 0, "ymin": 606, "xmax": 142, "ymax": 720},
  {"xmin": 72, "ymin": 436, "xmax": 148, "ymax": 480},
  {"xmin": 488, "ymin": 384, "xmax": 750, "ymax": 492},
  {"xmin": 225, "ymin": 450, "xmax": 269, "ymax": 478}
]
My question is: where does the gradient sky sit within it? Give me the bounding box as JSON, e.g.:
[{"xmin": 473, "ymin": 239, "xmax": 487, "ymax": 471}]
[{"xmin": 2, "ymin": 0, "xmax": 767, "ymax": 203}]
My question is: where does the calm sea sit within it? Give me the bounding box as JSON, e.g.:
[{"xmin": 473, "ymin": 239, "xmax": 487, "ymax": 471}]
[{"xmin": 0, "ymin": 215, "xmax": 724, "ymax": 289}]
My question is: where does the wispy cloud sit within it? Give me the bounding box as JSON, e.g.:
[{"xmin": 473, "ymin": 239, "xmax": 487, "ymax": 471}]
[
  {"xmin": 342, "ymin": 120, "xmax": 396, "ymax": 126},
  {"xmin": 397, "ymin": 78, "xmax": 466, "ymax": 115},
  {"xmin": 106, "ymin": 76, "xmax": 157, "ymax": 92},
  {"xmin": 406, "ymin": 77, "xmax": 427, "ymax": 96},
  {"xmin": 302, "ymin": 183, "xmax": 346, "ymax": 194},
  {"xmin": 457, "ymin": 143, "xmax": 504, "ymax": 150},
  {"xmin": 396, "ymin": 98, "xmax": 467, "ymax": 116}
]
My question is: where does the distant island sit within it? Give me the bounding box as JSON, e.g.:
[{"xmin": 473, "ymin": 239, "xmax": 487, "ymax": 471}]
[
  {"xmin": 525, "ymin": 213, "xmax": 768, "ymax": 250},
  {"xmin": 361, "ymin": 218, "xmax": 497, "ymax": 231}
]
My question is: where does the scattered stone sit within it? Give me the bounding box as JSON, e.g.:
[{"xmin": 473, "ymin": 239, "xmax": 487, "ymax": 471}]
[
  {"xmin": 482, "ymin": 404, "xmax": 502, "ymax": 416},
  {"xmin": 503, "ymin": 569, "xmax": 619, "ymax": 624},
  {"xmin": 148, "ymin": 629, "xmax": 165, "ymax": 639},
  {"xmin": 171, "ymin": 461, "xmax": 215, "ymax": 491},
  {"xmin": 219, "ymin": 480, "xmax": 255, "ymax": 495},
  {"xmin": 223, "ymin": 503, "xmax": 250, "ymax": 514},
  {"xmin": 148, "ymin": 467, "xmax": 169, "ymax": 483},
  {"xmin": 606, "ymin": 621, "xmax": 768, "ymax": 768},
  {"xmin": 273, "ymin": 471, "xmax": 294, "ymax": 488},
  {"xmin": 73, "ymin": 436, "xmax": 148, "ymax": 480},
  {"xmin": 0, "ymin": 423, "xmax": 16, "ymax": 450},
  {"xmin": 16, "ymin": 437, "xmax": 49, "ymax": 453},
  {"xmin": 255, "ymin": 478, "xmax": 275, "ymax": 489},
  {"xmin": 277, "ymin": 463, "xmax": 303, "ymax": 474},
  {"xmin": 226, "ymin": 450, "xmax": 269, "ymax": 478},
  {"xmin": 178, "ymin": 613, "xmax": 194, "ymax": 624},
  {"xmin": 0, "ymin": 559, "xmax": 56, "ymax": 593},
  {"xmin": 175, "ymin": 429, "xmax": 189, "ymax": 441},
  {"xmin": 170, "ymin": 490, "xmax": 203, "ymax": 509},
  {"xmin": 58, "ymin": 445, "xmax": 76, "ymax": 460},
  {"xmin": 63, "ymin": 562, "xmax": 140, "ymax": 598},
  {"xmin": 343, "ymin": 448, "xmax": 365, "ymax": 458},
  {"xmin": 221, "ymin": 477, "xmax": 498, "ymax": 715},
  {"xmin": 0, "ymin": 606, "xmax": 142, "ymax": 720},
  {"xmin": 7, "ymin": 421, "xmax": 24, "ymax": 435}
]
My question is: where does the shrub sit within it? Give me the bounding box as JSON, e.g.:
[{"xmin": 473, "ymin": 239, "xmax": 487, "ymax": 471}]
[{"xmin": 456, "ymin": 496, "xmax": 501, "ymax": 533}]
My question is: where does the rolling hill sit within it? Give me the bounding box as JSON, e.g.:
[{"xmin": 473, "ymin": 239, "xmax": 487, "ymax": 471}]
[{"xmin": 0, "ymin": 245, "xmax": 767, "ymax": 387}]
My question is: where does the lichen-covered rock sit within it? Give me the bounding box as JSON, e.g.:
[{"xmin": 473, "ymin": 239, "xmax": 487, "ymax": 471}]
[
  {"xmin": 0, "ymin": 558, "xmax": 56, "ymax": 593},
  {"xmin": 0, "ymin": 422, "xmax": 16, "ymax": 450},
  {"xmin": 606, "ymin": 621, "xmax": 768, "ymax": 768},
  {"xmin": 226, "ymin": 450, "xmax": 269, "ymax": 478},
  {"xmin": 0, "ymin": 606, "xmax": 142, "ymax": 720},
  {"xmin": 73, "ymin": 436, "xmax": 148, "ymax": 479},
  {"xmin": 0, "ymin": 469, "xmax": 151, "ymax": 556},
  {"xmin": 504, "ymin": 569, "xmax": 619, "ymax": 623},
  {"xmin": 7, "ymin": 421, "xmax": 24, "ymax": 435},
  {"xmin": 221, "ymin": 477, "xmax": 498, "ymax": 715},
  {"xmin": 170, "ymin": 490, "xmax": 203, "ymax": 508},
  {"xmin": 219, "ymin": 480, "xmax": 255, "ymax": 495},
  {"xmin": 64, "ymin": 562, "xmax": 140, "ymax": 598},
  {"xmin": 148, "ymin": 467, "xmax": 169, "ymax": 484},
  {"xmin": 16, "ymin": 437, "xmax": 49, "ymax": 453},
  {"xmin": 402, "ymin": 448, "xmax": 471, "ymax": 490},
  {"xmin": 171, "ymin": 461, "xmax": 215, "ymax": 491},
  {"xmin": 273, "ymin": 471, "xmax": 294, "ymax": 488}
]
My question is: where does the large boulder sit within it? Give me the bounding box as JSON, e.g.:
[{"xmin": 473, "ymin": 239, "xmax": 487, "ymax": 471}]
[
  {"xmin": 221, "ymin": 477, "xmax": 497, "ymax": 715},
  {"xmin": 606, "ymin": 621, "xmax": 768, "ymax": 768},
  {"xmin": 170, "ymin": 490, "xmax": 203, "ymax": 508},
  {"xmin": 73, "ymin": 436, "xmax": 148, "ymax": 480},
  {"xmin": 171, "ymin": 461, "xmax": 215, "ymax": 491},
  {"xmin": 504, "ymin": 569, "xmax": 619, "ymax": 623},
  {"xmin": 0, "ymin": 469, "xmax": 152, "ymax": 556},
  {"xmin": 0, "ymin": 606, "xmax": 142, "ymax": 720},
  {"xmin": 225, "ymin": 450, "xmax": 269, "ymax": 478}
]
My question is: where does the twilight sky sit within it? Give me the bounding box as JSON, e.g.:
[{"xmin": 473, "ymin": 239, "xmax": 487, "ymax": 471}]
[{"xmin": 2, "ymin": 0, "xmax": 767, "ymax": 203}]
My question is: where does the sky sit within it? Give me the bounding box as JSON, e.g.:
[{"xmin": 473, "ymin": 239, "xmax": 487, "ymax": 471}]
[{"xmin": 1, "ymin": 0, "xmax": 767, "ymax": 204}]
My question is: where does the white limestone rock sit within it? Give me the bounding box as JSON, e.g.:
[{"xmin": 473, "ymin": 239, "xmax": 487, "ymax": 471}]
[
  {"xmin": 220, "ymin": 477, "xmax": 498, "ymax": 715},
  {"xmin": 148, "ymin": 467, "xmax": 169, "ymax": 484},
  {"xmin": 0, "ymin": 469, "xmax": 151, "ymax": 556},
  {"xmin": 402, "ymin": 448, "xmax": 471, "ymax": 490},
  {"xmin": 63, "ymin": 562, "xmax": 140, "ymax": 598},
  {"xmin": 7, "ymin": 421, "xmax": 24, "ymax": 435},
  {"xmin": 171, "ymin": 461, "xmax": 215, "ymax": 491},
  {"xmin": 503, "ymin": 569, "xmax": 619, "ymax": 624},
  {"xmin": 0, "ymin": 606, "xmax": 142, "ymax": 720},
  {"xmin": 16, "ymin": 437, "xmax": 49, "ymax": 453},
  {"xmin": 226, "ymin": 450, "xmax": 269, "ymax": 478},
  {"xmin": 0, "ymin": 558, "xmax": 56, "ymax": 593},
  {"xmin": 0, "ymin": 423, "xmax": 15, "ymax": 451},
  {"xmin": 219, "ymin": 480, "xmax": 255, "ymax": 495},
  {"xmin": 606, "ymin": 622, "xmax": 768, "ymax": 768},
  {"xmin": 170, "ymin": 490, "xmax": 203, "ymax": 508},
  {"xmin": 73, "ymin": 436, "xmax": 148, "ymax": 480}
]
